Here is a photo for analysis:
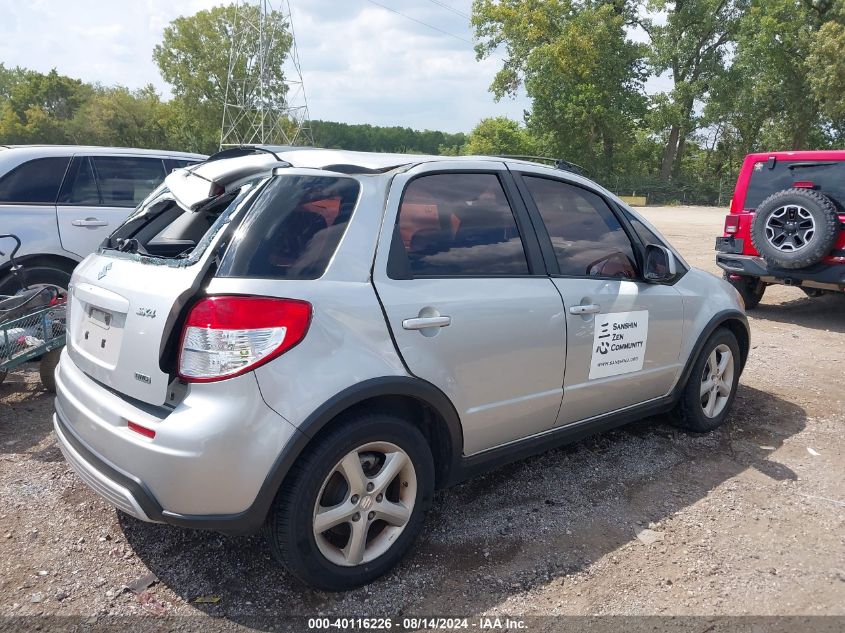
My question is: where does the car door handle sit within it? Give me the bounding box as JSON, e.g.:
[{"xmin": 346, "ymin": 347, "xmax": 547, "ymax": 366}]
[
  {"xmin": 71, "ymin": 217, "xmax": 108, "ymax": 227},
  {"xmin": 569, "ymin": 304, "xmax": 601, "ymax": 315},
  {"xmin": 402, "ymin": 316, "xmax": 452, "ymax": 330}
]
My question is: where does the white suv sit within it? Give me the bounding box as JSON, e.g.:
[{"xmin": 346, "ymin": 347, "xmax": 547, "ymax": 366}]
[
  {"xmin": 0, "ymin": 145, "xmax": 204, "ymax": 293},
  {"xmin": 54, "ymin": 147, "xmax": 749, "ymax": 590}
]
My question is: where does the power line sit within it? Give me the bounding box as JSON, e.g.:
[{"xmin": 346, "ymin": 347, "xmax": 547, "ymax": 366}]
[
  {"xmin": 362, "ymin": 0, "xmax": 474, "ymax": 46},
  {"xmin": 425, "ymin": 0, "xmax": 471, "ymax": 20}
]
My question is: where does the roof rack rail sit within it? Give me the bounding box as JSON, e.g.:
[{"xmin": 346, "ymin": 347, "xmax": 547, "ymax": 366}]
[
  {"xmin": 207, "ymin": 145, "xmax": 290, "ymax": 163},
  {"xmin": 497, "ymin": 155, "xmax": 586, "ymax": 175}
]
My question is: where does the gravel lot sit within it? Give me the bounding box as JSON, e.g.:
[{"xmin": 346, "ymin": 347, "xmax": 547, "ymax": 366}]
[{"xmin": 1, "ymin": 206, "xmax": 843, "ymax": 630}]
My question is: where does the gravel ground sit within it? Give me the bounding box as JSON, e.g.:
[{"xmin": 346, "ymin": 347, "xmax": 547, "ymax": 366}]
[{"xmin": 1, "ymin": 205, "xmax": 843, "ymax": 631}]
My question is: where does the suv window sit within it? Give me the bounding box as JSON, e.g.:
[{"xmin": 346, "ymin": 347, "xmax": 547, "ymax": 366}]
[
  {"xmin": 165, "ymin": 158, "xmax": 199, "ymax": 172},
  {"xmin": 395, "ymin": 173, "xmax": 529, "ymax": 277},
  {"xmin": 745, "ymin": 160, "xmax": 845, "ymax": 209},
  {"xmin": 623, "ymin": 207, "xmax": 663, "ymax": 246},
  {"xmin": 57, "ymin": 157, "xmax": 100, "ymax": 205},
  {"xmin": 524, "ymin": 176, "xmax": 637, "ymax": 279},
  {"xmin": 92, "ymin": 156, "xmax": 166, "ymax": 207},
  {"xmin": 0, "ymin": 157, "xmax": 70, "ymax": 203},
  {"xmin": 217, "ymin": 175, "xmax": 361, "ymax": 280}
]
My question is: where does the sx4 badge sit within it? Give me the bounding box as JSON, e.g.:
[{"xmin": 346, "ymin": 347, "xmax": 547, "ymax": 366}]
[{"xmin": 589, "ymin": 310, "xmax": 649, "ymax": 380}]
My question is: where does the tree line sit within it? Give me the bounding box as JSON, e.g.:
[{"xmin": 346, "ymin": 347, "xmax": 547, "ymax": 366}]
[
  {"xmin": 1, "ymin": 1, "xmax": 844, "ymax": 205},
  {"xmin": 469, "ymin": 0, "xmax": 845, "ymax": 203}
]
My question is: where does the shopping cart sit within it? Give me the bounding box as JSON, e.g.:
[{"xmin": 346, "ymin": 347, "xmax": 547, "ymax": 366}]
[{"xmin": 0, "ymin": 234, "xmax": 67, "ymax": 392}]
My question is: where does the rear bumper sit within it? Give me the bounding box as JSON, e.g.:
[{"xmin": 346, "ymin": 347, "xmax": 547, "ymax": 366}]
[
  {"xmin": 716, "ymin": 253, "xmax": 845, "ymax": 291},
  {"xmin": 53, "ymin": 348, "xmax": 302, "ymax": 534}
]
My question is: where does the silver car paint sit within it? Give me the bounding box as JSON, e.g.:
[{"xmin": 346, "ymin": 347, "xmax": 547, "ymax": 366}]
[
  {"xmin": 371, "ymin": 160, "xmax": 568, "ymax": 454},
  {"xmin": 53, "ymin": 150, "xmax": 745, "ymax": 521},
  {"xmin": 0, "ymin": 146, "xmax": 205, "ymax": 271},
  {"xmin": 54, "ymin": 348, "xmax": 298, "ymax": 515}
]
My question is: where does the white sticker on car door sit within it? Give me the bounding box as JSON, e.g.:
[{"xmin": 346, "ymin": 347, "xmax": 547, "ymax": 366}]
[{"xmin": 589, "ymin": 310, "xmax": 649, "ymax": 379}]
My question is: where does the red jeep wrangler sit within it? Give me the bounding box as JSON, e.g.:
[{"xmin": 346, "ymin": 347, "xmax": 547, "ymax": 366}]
[{"xmin": 716, "ymin": 150, "xmax": 845, "ymax": 308}]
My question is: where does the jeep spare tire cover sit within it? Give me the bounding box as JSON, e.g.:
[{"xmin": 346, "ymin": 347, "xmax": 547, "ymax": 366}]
[{"xmin": 750, "ymin": 188, "xmax": 839, "ymax": 269}]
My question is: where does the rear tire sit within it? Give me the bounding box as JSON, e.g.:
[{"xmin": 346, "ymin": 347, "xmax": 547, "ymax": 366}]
[
  {"xmin": 722, "ymin": 272, "xmax": 766, "ymax": 309},
  {"xmin": 0, "ymin": 265, "xmax": 72, "ymax": 296},
  {"xmin": 264, "ymin": 413, "xmax": 435, "ymax": 591},
  {"xmin": 672, "ymin": 328, "xmax": 740, "ymax": 433},
  {"xmin": 39, "ymin": 348, "xmax": 61, "ymax": 393}
]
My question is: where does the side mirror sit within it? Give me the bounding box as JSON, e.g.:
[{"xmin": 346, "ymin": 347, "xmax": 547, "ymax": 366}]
[{"xmin": 644, "ymin": 244, "xmax": 677, "ymax": 282}]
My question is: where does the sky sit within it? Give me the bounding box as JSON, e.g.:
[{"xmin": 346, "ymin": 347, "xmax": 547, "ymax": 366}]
[{"xmin": 0, "ymin": 0, "xmax": 667, "ymax": 134}]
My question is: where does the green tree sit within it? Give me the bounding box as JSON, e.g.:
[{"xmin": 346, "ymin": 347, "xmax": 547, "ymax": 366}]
[
  {"xmin": 153, "ymin": 3, "xmax": 292, "ymax": 152},
  {"xmin": 645, "ymin": 0, "xmax": 746, "ymax": 180},
  {"xmin": 472, "ymin": 0, "xmax": 647, "ymax": 174},
  {"xmin": 463, "ymin": 116, "xmax": 538, "ymax": 155}
]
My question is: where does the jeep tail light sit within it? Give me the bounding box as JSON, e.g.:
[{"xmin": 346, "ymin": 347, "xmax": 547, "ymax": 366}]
[
  {"xmin": 178, "ymin": 296, "xmax": 312, "ymax": 382},
  {"xmin": 724, "ymin": 215, "xmax": 740, "ymax": 235}
]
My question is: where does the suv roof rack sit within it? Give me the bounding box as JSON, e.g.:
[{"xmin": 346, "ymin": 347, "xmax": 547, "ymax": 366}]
[{"xmin": 497, "ymin": 155, "xmax": 586, "ymax": 175}]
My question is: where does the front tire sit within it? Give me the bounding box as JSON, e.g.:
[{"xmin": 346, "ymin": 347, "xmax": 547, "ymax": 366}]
[
  {"xmin": 672, "ymin": 328, "xmax": 740, "ymax": 433},
  {"xmin": 265, "ymin": 413, "xmax": 435, "ymax": 591}
]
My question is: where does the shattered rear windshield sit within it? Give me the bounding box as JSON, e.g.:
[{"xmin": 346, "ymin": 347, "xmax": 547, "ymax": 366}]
[{"xmin": 100, "ymin": 180, "xmax": 264, "ymax": 267}]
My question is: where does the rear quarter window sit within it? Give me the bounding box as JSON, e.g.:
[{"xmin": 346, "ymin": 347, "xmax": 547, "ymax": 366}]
[
  {"xmin": 0, "ymin": 157, "xmax": 70, "ymax": 203},
  {"xmin": 216, "ymin": 175, "xmax": 361, "ymax": 280}
]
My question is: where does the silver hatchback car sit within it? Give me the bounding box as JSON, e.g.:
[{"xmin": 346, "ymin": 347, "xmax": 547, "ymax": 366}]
[{"xmin": 53, "ymin": 147, "xmax": 748, "ymax": 590}]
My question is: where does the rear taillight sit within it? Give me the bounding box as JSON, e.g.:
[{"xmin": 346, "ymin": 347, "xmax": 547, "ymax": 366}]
[
  {"xmin": 724, "ymin": 215, "xmax": 740, "ymax": 234},
  {"xmin": 178, "ymin": 296, "xmax": 312, "ymax": 383}
]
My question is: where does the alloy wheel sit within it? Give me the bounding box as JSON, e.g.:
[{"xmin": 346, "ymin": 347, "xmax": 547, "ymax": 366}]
[
  {"xmin": 700, "ymin": 343, "xmax": 734, "ymax": 418},
  {"xmin": 764, "ymin": 205, "xmax": 816, "ymax": 252},
  {"xmin": 312, "ymin": 441, "xmax": 417, "ymax": 567}
]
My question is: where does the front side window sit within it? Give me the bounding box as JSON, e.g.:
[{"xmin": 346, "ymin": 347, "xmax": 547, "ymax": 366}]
[
  {"xmin": 395, "ymin": 173, "xmax": 529, "ymax": 277},
  {"xmin": 0, "ymin": 157, "xmax": 70, "ymax": 203},
  {"xmin": 92, "ymin": 156, "xmax": 166, "ymax": 207},
  {"xmin": 524, "ymin": 177, "xmax": 637, "ymax": 279},
  {"xmin": 217, "ymin": 175, "xmax": 361, "ymax": 280}
]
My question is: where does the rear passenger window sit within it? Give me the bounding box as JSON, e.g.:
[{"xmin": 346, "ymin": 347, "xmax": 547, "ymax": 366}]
[
  {"xmin": 217, "ymin": 175, "xmax": 361, "ymax": 280},
  {"xmin": 0, "ymin": 157, "xmax": 70, "ymax": 203},
  {"xmin": 524, "ymin": 177, "xmax": 637, "ymax": 279},
  {"xmin": 57, "ymin": 157, "xmax": 100, "ymax": 205},
  {"xmin": 92, "ymin": 157, "xmax": 166, "ymax": 207},
  {"xmin": 395, "ymin": 173, "xmax": 529, "ymax": 277}
]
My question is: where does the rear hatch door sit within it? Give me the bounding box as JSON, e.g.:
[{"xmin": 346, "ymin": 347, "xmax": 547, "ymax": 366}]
[
  {"xmin": 65, "ymin": 166, "xmax": 273, "ymax": 406},
  {"xmin": 67, "ymin": 257, "xmax": 204, "ymax": 405}
]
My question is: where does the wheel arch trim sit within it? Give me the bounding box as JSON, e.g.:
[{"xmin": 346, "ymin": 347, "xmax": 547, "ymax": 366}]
[{"xmin": 162, "ymin": 375, "xmax": 464, "ymax": 535}]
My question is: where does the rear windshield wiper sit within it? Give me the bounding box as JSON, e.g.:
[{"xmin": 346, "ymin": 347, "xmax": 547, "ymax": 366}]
[{"xmin": 788, "ymin": 161, "xmax": 837, "ymax": 169}]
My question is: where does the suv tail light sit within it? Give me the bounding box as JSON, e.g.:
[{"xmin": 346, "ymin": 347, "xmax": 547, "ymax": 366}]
[
  {"xmin": 178, "ymin": 296, "xmax": 312, "ymax": 382},
  {"xmin": 724, "ymin": 215, "xmax": 740, "ymax": 234}
]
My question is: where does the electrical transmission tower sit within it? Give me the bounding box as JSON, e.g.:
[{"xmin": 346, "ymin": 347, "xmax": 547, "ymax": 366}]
[{"xmin": 220, "ymin": 0, "xmax": 313, "ymax": 148}]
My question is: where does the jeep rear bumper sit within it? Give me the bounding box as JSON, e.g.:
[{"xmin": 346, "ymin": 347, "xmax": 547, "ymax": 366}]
[{"xmin": 716, "ymin": 253, "xmax": 845, "ymax": 292}]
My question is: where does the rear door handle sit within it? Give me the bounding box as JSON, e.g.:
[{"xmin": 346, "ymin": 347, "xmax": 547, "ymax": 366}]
[
  {"xmin": 71, "ymin": 217, "xmax": 108, "ymax": 227},
  {"xmin": 402, "ymin": 316, "xmax": 451, "ymax": 330},
  {"xmin": 569, "ymin": 304, "xmax": 601, "ymax": 315}
]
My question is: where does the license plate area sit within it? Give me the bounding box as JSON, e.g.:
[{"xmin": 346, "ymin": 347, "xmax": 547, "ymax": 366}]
[
  {"xmin": 89, "ymin": 307, "xmax": 112, "ymax": 329},
  {"xmin": 715, "ymin": 236, "xmax": 744, "ymax": 254},
  {"xmin": 75, "ymin": 303, "xmax": 126, "ymax": 369}
]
